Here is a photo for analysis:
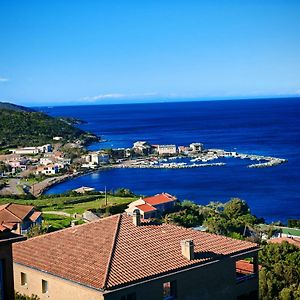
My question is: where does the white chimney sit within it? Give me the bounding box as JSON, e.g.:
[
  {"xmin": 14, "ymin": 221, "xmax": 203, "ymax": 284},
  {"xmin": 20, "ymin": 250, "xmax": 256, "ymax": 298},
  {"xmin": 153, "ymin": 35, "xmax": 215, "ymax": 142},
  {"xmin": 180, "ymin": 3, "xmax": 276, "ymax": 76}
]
[
  {"xmin": 180, "ymin": 239, "xmax": 194, "ymax": 260},
  {"xmin": 133, "ymin": 209, "xmax": 141, "ymax": 226}
]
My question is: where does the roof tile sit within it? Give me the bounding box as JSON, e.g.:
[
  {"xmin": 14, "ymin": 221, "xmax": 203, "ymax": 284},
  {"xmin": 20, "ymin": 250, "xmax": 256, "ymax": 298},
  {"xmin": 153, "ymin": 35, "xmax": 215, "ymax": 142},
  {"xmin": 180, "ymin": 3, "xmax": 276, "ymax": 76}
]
[{"xmin": 13, "ymin": 214, "xmax": 258, "ymax": 290}]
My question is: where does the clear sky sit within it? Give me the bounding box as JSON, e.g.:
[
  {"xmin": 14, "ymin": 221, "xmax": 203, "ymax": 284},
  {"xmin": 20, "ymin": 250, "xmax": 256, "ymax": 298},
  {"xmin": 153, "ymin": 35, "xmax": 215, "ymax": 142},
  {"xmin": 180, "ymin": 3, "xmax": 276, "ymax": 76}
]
[{"xmin": 0, "ymin": 0, "xmax": 300, "ymax": 106}]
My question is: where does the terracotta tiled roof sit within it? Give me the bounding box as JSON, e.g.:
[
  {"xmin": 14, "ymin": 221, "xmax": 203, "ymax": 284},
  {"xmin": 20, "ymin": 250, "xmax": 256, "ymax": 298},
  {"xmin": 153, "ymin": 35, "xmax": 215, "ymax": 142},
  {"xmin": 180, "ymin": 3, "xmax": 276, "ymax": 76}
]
[
  {"xmin": 269, "ymin": 237, "xmax": 300, "ymax": 248},
  {"xmin": 236, "ymin": 260, "xmax": 262, "ymax": 274},
  {"xmin": 0, "ymin": 203, "xmax": 38, "ymax": 230},
  {"xmin": 136, "ymin": 203, "xmax": 157, "ymax": 213},
  {"xmin": 0, "ymin": 209, "xmax": 22, "ymax": 224},
  {"xmin": 0, "ymin": 224, "xmax": 9, "ymax": 232},
  {"xmin": 144, "ymin": 193, "xmax": 177, "ymax": 205},
  {"xmin": 236, "ymin": 260, "xmax": 254, "ymax": 274},
  {"xmin": 13, "ymin": 214, "xmax": 258, "ymax": 291},
  {"xmin": 5, "ymin": 203, "xmax": 34, "ymax": 220},
  {"xmin": 29, "ymin": 211, "xmax": 42, "ymax": 222}
]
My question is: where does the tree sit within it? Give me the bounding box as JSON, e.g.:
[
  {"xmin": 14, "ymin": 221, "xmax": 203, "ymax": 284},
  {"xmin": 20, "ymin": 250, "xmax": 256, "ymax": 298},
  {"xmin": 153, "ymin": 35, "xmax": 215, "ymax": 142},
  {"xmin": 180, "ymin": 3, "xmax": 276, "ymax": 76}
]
[
  {"xmin": 259, "ymin": 242, "xmax": 300, "ymax": 299},
  {"xmin": 223, "ymin": 198, "xmax": 249, "ymax": 219}
]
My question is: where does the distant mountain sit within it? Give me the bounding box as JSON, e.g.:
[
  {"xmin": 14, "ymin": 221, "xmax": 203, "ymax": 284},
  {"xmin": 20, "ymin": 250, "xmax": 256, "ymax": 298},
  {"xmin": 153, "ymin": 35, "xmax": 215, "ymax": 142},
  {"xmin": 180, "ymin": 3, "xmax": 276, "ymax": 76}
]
[
  {"xmin": 0, "ymin": 101, "xmax": 35, "ymax": 112},
  {"xmin": 0, "ymin": 102, "xmax": 99, "ymax": 149}
]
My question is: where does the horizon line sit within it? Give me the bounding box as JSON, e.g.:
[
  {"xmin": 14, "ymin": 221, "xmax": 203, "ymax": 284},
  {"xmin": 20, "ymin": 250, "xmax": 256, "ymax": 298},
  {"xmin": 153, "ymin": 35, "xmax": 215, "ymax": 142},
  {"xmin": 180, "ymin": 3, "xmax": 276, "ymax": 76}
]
[{"xmin": 29, "ymin": 95, "xmax": 300, "ymax": 108}]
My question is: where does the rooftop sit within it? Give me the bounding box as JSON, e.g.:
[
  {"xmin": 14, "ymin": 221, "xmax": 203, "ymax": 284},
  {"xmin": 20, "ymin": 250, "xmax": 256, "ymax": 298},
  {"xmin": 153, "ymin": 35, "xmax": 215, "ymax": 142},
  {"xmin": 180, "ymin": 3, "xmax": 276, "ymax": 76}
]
[
  {"xmin": 13, "ymin": 214, "xmax": 258, "ymax": 291},
  {"xmin": 269, "ymin": 237, "xmax": 300, "ymax": 248},
  {"xmin": 143, "ymin": 193, "xmax": 177, "ymax": 206},
  {"xmin": 136, "ymin": 203, "xmax": 157, "ymax": 213},
  {"xmin": 0, "ymin": 203, "xmax": 34, "ymax": 225}
]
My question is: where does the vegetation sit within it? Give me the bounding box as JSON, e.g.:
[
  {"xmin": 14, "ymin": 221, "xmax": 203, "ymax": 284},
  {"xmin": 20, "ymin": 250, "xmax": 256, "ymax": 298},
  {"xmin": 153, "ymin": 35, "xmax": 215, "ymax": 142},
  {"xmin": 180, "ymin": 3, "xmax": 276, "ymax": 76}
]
[
  {"xmin": 0, "ymin": 105, "xmax": 98, "ymax": 148},
  {"xmin": 288, "ymin": 219, "xmax": 300, "ymax": 229},
  {"xmin": 0, "ymin": 192, "xmax": 137, "ymax": 214},
  {"xmin": 0, "ymin": 161, "xmax": 12, "ymax": 173},
  {"xmin": 259, "ymin": 242, "xmax": 300, "ymax": 300},
  {"xmin": 164, "ymin": 198, "xmax": 262, "ymax": 240},
  {"xmin": 164, "ymin": 200, "xmax": 203, "ymax": 228},
  {"xmin": 0, "ymin": 101, "xmax": 33, "ymax": 112},
  {"xmin": 42, "ymin": 214, "xmax": 84, "ymax": 232},
  {"xmin": 15, "ymin": 292, "xmax": 40, "ymax": 300}
]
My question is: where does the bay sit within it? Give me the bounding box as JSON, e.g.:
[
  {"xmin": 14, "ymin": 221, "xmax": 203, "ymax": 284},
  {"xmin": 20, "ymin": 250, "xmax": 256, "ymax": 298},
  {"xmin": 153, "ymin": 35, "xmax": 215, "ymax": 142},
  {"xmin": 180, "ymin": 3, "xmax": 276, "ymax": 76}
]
[{"xmin": 41, "ymin": 98, "xmax": 300, "ymax": 223}]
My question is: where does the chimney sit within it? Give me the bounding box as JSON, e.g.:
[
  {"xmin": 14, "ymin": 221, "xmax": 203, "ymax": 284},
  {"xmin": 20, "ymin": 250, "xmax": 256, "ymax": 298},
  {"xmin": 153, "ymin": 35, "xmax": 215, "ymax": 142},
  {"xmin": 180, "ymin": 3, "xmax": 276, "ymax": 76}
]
[
  {"xmin": 133, "ymin": 209, "xmax": 141, "ymax": 226},
  {"xmin": 180, "ymin": 239, "xmax": 194, "ymax": 260}
]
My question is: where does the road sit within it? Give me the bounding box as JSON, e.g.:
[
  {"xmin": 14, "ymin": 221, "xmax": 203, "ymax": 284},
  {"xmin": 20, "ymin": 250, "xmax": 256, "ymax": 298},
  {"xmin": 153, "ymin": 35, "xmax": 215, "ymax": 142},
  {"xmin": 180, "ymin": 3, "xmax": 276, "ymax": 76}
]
[{"xmin": 0, "ymin": 178, "xmax": 23, "ymax": 195}]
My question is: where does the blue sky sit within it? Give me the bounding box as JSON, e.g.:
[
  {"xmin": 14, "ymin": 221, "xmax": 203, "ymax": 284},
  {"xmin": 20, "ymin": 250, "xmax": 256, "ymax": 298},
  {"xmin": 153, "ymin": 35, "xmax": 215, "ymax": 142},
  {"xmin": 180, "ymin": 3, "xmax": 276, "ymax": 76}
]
[{"xmin": 0, "ymin": 0, "xmax": 300, "ymax": 106}]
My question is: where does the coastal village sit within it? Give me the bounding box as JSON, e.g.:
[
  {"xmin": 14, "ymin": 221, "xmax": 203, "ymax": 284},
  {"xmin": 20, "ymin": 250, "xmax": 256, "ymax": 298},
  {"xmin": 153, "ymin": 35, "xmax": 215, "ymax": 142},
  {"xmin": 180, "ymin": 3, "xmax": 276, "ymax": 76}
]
[
  {"xmin": 0, "ymin": 138, "xmax": 287, "ymax": 197},
  {"xmin": 0, "ymin": 135, "xmax": 298, "ymax": 299}
]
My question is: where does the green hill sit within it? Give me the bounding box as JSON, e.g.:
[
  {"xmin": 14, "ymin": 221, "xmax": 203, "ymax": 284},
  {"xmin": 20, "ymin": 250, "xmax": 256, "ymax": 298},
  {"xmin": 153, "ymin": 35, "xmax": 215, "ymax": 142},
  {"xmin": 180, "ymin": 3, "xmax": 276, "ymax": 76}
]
[
  {"xmin": 0, "ymin": 102, "xmax": 99, "ymax": 149},
  {"xmin": 0, "ymin": 101, "xmax": 35, "ymax": 112}
]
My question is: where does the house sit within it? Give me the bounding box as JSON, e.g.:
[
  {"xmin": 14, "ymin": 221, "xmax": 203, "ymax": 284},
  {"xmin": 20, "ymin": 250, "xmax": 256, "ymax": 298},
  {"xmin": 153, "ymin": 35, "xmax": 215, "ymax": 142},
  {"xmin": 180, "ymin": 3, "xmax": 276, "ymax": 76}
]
[
  {"xmin": 36, "ymin": 164, "xmax": 59, "ymax": 175},
  {"xmin": 85, "ymin": 152, "xmax": 110, "ymax": 165},
  {"xmin": 40, "ymin": 157, "xmax": 54, "ymax": 165},
  {"xmin": 189, "ymin": 143, "xmax": 204, "ymax": 153},
  {"xmin": 0, "ymin": 225, "xmax": 26, "ymax": 299},
  {"xmin": 37, "ymin": 144, "xmax": 52, "ymax": 153},
  {"xmin": 133, "ymin": 141, "xmax": 152, "ymax": 156},
  {"xmin": 125, "ymin": 193, "xmax": 177, "ymax": 219},
  {"xmin": 6, "ymin": 158, "xmax": 28, "ymax": 170},
  {"xmin": 13, "ymin": 213, "xmax": 259, "ymax": 300},
  {"xmin": 157, "ymin": 144, "xmax": 177, "ymax": 156},
  {"xmin": 0, "ymin": 203, "xmax": 42, "ymax": 235}
]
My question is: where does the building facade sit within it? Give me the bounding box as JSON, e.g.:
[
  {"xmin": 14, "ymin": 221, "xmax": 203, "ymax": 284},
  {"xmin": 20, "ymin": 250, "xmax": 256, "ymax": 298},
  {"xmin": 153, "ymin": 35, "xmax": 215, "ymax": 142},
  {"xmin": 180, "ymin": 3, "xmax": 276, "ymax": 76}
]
[
  {"xmin": 157, "ymin": 145, "xmax": 177, "ymax": 156},
  {"xmin": 0, "ymin": 226, "xmax": 25, "ymax": 300}
]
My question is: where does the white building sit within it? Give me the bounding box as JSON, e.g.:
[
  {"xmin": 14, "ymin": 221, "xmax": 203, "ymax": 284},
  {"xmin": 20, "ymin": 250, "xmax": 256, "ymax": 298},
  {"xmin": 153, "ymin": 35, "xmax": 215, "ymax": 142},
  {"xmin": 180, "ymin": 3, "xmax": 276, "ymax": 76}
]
[
  {"xmin": 157, "ymin": 145, "xmax": 177, "ymax": 155},
  {"xmin": 133, "ymin": 141, "xmax": 152, "ymax": 155},
  {"xmin": 36, "ymin": 164, "xmax": 59, "ymax": 175},
  {"xmin": 11, "ymin": 147, "xmax": 40, "ymax": 155},
  {"xmin": 85, "ymin": 152, "xmax": 110, "ymax": 165},
  {"xmin": 11, "ymin": 144, "xmax": 52, "ymax": 155},
  {"xmin": 189, "ymin": 143, "xmax": 204, "ymax": 153},
  {"xmin": 40, "ymin": 157, "xmax": 54, "ymax": 165},
  {"xmin": 37, "ymin": 144, "xmax": 52, "ymax": 153}
]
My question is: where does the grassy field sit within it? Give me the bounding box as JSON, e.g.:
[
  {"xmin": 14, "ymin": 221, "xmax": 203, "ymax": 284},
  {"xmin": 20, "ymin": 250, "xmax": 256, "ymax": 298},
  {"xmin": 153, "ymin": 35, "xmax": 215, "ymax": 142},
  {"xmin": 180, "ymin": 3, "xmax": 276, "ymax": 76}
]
[
  {"xmin": 0, "ymin": 193, "xmax": 138, "ymax": 232},
  {"xmin": 42, "ymin": 214, "xmax": 85, "ymax": 232},
  {"xmin": 0, "ymin": 193, "xmax": 138, "ymax": 214}
]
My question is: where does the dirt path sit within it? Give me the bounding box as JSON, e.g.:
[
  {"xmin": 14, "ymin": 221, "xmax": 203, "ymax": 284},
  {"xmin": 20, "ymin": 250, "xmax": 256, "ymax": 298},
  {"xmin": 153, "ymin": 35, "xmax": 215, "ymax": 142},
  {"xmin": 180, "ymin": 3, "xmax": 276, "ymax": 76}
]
[{"xmin": 42, "ymin": 211, "xmax": 72, "ymax": 217}]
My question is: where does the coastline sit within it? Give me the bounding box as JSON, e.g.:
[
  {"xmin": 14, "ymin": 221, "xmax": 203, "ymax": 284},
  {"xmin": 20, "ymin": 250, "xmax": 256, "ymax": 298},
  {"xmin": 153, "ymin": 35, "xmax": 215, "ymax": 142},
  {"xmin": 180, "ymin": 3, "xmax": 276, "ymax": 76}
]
[{"xmin": 40, "ymin": 150, "xmax": 287, "ymax": 196}]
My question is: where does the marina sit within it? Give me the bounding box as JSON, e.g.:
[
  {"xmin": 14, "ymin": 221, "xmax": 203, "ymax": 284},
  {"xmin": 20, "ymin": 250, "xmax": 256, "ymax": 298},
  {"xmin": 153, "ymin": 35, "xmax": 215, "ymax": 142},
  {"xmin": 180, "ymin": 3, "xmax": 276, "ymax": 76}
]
[{"xmin": 114, "ymin": 148, "xmax": 288, "ymax": 170}]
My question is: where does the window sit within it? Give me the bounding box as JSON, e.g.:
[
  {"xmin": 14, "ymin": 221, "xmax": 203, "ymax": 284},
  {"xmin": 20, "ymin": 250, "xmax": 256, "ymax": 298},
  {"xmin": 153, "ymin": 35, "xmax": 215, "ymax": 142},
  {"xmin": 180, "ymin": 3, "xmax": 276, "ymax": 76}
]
[
  {"xmin": 21, "ymin": 272, "xmax": 27, "ymax": 286},
  {"xmin": 163, "ymin": 280, "xmax": 177, "ymax": 299},
  {"xmin": 42, "ymin": 279, "xmax": 48, "ymax": 294},
  {"xmin": 121, "ymin": 293, "xmax": 136, "ymax": 300}
]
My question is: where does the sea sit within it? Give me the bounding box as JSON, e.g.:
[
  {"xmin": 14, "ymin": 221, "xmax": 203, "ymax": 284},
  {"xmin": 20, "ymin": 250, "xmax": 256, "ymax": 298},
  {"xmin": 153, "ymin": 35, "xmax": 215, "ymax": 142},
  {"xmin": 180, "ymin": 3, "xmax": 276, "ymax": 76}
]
[{"xmin": 41, "ymin": 98, "xmax": 300, "ymax": 223}]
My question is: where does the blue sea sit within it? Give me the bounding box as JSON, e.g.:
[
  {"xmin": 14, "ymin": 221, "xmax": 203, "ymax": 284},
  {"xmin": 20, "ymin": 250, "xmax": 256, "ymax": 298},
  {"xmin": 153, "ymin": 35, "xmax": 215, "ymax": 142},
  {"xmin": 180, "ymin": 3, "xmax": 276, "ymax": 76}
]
[{"xmin": 41, "ymin": 98, "xmax": 300, "ymax": 223}]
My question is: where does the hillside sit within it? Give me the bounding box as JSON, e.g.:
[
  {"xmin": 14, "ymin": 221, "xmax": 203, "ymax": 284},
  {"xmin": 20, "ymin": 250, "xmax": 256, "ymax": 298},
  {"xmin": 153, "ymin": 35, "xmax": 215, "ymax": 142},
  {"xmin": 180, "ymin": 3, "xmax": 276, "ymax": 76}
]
[
  {"xmin": 0, "ymin": 101, "xmax": 34, "ymax": 112},
  {"xmin": 0, "ymin": 102, "xmax": 99, "ymax": 149}
]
